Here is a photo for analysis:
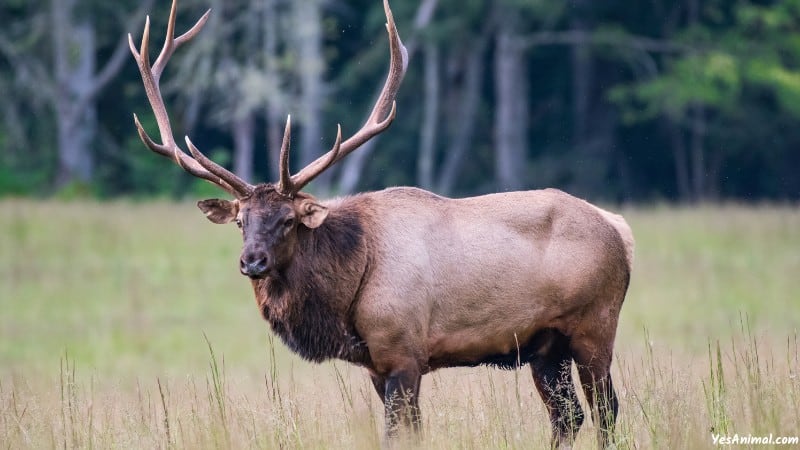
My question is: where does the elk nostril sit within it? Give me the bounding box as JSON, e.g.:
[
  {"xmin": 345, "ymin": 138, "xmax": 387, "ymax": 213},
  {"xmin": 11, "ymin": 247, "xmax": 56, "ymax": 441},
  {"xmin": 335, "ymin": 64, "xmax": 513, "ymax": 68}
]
[{"xmin": 240, "ymin": 255, "xmax": 269, "ymax": 278}]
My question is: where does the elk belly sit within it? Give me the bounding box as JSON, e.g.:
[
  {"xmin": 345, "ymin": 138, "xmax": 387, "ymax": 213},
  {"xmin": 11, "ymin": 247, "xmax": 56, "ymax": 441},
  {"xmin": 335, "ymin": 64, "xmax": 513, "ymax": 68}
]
[{"xmin": 426, "ymin": 327, "xmax": 549, "ymax": 370}]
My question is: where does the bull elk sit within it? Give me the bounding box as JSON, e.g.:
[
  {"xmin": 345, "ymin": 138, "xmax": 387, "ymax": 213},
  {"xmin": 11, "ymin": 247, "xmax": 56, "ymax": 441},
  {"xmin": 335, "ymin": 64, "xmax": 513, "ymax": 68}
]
[{"xmin": 129, "ymin": 1, "xmax": 634, "ymax": 448}]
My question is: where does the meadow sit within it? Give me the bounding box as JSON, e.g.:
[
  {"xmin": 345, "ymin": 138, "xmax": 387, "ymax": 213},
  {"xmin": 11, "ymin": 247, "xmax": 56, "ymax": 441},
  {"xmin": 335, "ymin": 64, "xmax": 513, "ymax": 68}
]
[{"xmin": 1, "ymin": 200, "xmax": 798, "ymax": 448}]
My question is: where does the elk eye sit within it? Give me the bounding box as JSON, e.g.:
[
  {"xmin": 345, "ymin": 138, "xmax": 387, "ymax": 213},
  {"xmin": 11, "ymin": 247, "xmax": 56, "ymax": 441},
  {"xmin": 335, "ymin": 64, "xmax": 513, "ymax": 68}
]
[
  {"xmin": 284, "ymin": 218, "xmax": 295, "ymax": 228},
  {"xmin": 235, "ymin": 219, "xmax": 243, "ymax": 228}
]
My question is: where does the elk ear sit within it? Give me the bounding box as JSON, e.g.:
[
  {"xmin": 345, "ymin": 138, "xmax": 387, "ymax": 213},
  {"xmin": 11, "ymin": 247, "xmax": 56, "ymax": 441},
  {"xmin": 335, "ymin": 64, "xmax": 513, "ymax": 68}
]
[
  {"xmin": 295, "ymin": 198, "xmax": 329, "ymax": 229},
  {"xmin": 197, "ymin": 199, "xmax": 239, "ymax": 224}
]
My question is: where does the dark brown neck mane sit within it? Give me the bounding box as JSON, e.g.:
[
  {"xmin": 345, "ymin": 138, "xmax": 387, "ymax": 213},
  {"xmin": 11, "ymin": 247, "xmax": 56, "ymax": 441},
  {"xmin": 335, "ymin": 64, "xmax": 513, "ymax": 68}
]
[{"xmin": 254, "ymin": 198, "xmax": 372, "ymax": 365}]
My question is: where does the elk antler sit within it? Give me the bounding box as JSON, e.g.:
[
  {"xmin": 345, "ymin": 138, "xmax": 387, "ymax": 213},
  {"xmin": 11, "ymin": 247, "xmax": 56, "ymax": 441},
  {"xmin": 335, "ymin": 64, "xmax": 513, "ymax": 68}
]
[
  {"xmin": 277, "ymin": 0, "xmax": 409, "ymax": 196},
  {"xmin": 129, "ymin": 0, "xmax": 253, "ymax": 198}
]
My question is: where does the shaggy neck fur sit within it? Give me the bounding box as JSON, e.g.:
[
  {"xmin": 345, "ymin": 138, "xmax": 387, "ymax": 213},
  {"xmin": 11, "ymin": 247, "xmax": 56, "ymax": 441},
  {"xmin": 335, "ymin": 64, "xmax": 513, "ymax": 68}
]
[{"xmin": 253, "ymin": 198, "xmax": 372, "ymax": 365}]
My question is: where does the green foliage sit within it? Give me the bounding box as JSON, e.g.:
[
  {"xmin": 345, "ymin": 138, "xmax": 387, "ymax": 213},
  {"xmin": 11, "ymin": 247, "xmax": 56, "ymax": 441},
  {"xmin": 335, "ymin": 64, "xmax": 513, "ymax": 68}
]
[
  {"xmin": 1, "ymin": 0, "xmax": 800, "ymax": 201},
  {"xmin": 747, "ymin": 61, "xmax": 800, "ymax": 116},
  {"xmin": 611, "ymin": 51, "xmax": 742, "ymax": 124},
  {"xmin": 612, "ymin": 0, "xmax": 800, "ymax": 123},
  {"xmin": 0, "ymin": 164, "xmax": 47, "ymax": 197},
  {"xmin": 52, "ymin": 181, "xmax": 97, "ymax": 200}
]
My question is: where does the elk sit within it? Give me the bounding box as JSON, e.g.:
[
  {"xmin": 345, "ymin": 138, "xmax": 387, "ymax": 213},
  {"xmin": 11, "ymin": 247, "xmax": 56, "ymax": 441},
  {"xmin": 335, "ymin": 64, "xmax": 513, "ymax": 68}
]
[{"xmin": 129, "ymin": 1, "xmax": 634, "ymax": 448}]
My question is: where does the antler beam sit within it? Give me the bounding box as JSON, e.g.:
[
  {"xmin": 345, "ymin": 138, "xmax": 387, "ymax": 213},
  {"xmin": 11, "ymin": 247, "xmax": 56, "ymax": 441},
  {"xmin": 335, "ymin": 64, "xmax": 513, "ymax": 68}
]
[
  {"xmin": 277, "ymin": 0, "xmax": 409, "ymax": 195},
  {"xmin": 130, "ymin": 0, "xmax": 407, "ymax": 198},
  {"xmin": 129, "ymin": 0, "xmax": 253, "ymax": 197}
]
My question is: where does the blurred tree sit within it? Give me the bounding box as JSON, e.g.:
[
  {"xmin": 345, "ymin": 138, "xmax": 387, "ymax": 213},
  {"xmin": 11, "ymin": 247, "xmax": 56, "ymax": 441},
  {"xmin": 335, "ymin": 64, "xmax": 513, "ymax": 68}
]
[
  {"xmin": 0, "ymin": 0, "xmax": 154, "ymax": 190},
  {"xmin": 166, "ymin": 0, "xmax": 332, "ymax": 191},
  {"xmin": 610, "ymin": 0, "xmax": 800, "ymax": 202},
  {"xmin": 2, "ymin": 0, "xmax": 800, "ymax": 202},
  {"xmin": 0, "ymin": 1, "xmax": 53, "ymax": 195},
  {"xmin": 166, "ymin": 0, "xmax": 291, "ymax": 186},
  {"xmin": 435, "ymin": 0, "xmax": 493, "ymax": 195},
  {"xmin": 494, "ymin": 3, "xmax": 529, "ymax": 191},
  {"xmin": 292, "ymin": 0, "xmax": 328, "ymax": 190},
  {"xmin": 334, "ymin": 0, "xmax": 439, "ymax": 194}
]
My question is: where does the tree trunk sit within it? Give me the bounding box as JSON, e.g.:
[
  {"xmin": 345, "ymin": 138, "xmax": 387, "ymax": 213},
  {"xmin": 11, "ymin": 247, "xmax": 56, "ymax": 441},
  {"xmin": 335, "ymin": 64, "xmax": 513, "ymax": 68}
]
[
  {"xmin": 55, "ymin": 98, "xmax": 96, "ymax": 187},
  {"xmin": 494, "ymin": 25, "xmax": 528, "ymax": 191},
  {"xmin": 437, "ymin": 36, "xmax": 489, "ymax": 196},
  {"xmin": 417, "ymin": 42, "xmax": 440, "ymax": 190},
  {"xmin": 668, "ymin": 119, "xmax": 691, "ymax": 201},
  {"xmin": 708, "ymin": 141, "xmax": 723, "ymax": 201},
  {"xmin": 686, "ymin": 0, "xmax": 707, "ymax": 203},
  {"xmin": 568, "ymin": 0, "xmax": 604, "ymax": 198},
  {"xmin": 261, "ymin": 0, "xmax": 283, "ymax": 182},
  {"xmin": 336, "ymin": 0, "xmax": 440, "ymax": 194},
  {"xmin": 293, "ymin": 0, "xmax": 327, "ymax": 192},
  {"xmin": 53, "ymin": 0, "xmax": 96, "ymax": 187},
  {"xmin": 232, "ymin": 114, "xmax": 256, "ymax": 183},
  {"xmin": 571, "ymin": 27, "xmax": 591, "ymax": 147},
  {"xmin": 266, "ymin": 110, "xmax": 284, "ymax": 183},
  {"xmin": 49, "ymin": 0, "xmax": 154, "ymax": 189},
  {"xmin": 689, "ymin": 103, "xmax": 707, "ymax": 202}
]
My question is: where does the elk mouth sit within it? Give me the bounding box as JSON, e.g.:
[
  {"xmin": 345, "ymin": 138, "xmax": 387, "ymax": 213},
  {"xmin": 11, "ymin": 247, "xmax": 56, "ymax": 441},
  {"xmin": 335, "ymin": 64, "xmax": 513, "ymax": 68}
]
[
  {"xmin": 243, "ymin": 271, "xmax": 269, "ymax": 280},
  {"xmin": 240, "ymin": 258, "xmax": 271, "ymax": 279}
]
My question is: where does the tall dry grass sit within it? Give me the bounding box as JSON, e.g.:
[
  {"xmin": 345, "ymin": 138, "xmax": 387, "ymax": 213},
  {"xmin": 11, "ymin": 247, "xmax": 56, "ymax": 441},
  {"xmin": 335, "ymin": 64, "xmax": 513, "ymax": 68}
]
[{"xmin": 2, "ymin": 332, "xmax": 797, "ymax": 448}]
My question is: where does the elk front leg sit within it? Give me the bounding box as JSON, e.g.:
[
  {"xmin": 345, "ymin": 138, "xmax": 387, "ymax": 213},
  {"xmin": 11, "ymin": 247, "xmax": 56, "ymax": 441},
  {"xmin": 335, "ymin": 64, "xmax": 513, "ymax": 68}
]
[
  {"xmin": 384, "ymin": 368, "xmax": 422, "ymax": 436},
  {"xmin": 371, "ymin": 367, "xmax": 422, "ymax": 437},
  {"xmin": 358, "ymin": 295, "xmax": 425, "ymax": 438}
]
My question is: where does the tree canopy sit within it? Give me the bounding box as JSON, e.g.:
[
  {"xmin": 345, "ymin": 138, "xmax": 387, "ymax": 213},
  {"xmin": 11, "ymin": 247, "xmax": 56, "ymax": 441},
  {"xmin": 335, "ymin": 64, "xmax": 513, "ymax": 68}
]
[{"xmin": 1, "ymin": 0, "xmax": 799, "ymax": 203}]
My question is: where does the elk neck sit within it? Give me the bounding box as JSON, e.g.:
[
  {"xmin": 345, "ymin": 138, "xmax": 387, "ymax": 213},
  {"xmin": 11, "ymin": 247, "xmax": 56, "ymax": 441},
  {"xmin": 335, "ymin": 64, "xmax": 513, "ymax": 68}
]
[{"xmin": 253, "ymin": 196, "xmax": 373, "ymax": 365}]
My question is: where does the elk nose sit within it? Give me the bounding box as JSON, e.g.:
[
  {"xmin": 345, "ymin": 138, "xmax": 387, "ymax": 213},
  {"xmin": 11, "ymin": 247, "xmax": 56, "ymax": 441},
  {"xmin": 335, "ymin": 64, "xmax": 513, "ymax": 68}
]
[{"xmin": 240, "ymin": 256, "xmax": 269, "ymax": 279}]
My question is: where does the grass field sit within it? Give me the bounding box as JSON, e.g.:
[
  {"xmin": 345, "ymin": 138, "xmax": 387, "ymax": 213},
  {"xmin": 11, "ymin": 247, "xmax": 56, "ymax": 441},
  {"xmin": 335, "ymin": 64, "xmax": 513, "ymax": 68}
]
[{"xmin": 1, "ymin": 200, "xmax": 798, "ymax": 448}]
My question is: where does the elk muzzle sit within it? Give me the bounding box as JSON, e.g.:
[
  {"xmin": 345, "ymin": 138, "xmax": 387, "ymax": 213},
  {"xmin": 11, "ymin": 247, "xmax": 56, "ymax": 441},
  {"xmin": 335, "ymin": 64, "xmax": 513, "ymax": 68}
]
[{"xmin": 240, "ymin": 253, "xmax": 270, "ymax": 279}]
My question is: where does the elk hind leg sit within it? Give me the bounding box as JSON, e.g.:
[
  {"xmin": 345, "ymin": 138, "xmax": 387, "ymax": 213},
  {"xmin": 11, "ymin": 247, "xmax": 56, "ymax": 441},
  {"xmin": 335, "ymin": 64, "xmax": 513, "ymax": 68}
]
[
  {"xmin": 571, "ymin": 338, "xmax": 619, "ymax": 449},
  {"xmin": 529, "ymin": 329, "xmax": 584, "ymax": 449}
]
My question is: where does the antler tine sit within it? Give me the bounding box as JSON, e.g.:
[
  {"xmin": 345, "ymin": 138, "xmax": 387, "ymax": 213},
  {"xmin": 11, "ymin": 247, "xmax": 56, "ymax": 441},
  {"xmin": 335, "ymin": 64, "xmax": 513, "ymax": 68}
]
[
  {"xmin": 278, "ymin": 0, "xmax": 408, "ymax": 195},
  {"xmin": 129, "ymin": 0, "xmax": 252, "ymax": 198},
  {"xmin": 365, "ymin": 0, "xmax": 408, "ymax": 126},
  {"xmin": 185, "ymin": 137, "xmax": 253, "ymax": 195},
  {"xmin": 286, "ymin": 123, "xmax": 343, "ymax": 194},
  {"xmin": 153, "ymin": 1, "xmax": 210, "ymax": 78},
  {"xmin": 321, "ymin": 124, "xmax": 344, "ymax": 172},
  {"xmin": 278, "ymin": 115, "xmax": 294, "ymax": 195},
  {"xmin": 132, "ymin": 113, "xmax": 237, "ymax": 192}
]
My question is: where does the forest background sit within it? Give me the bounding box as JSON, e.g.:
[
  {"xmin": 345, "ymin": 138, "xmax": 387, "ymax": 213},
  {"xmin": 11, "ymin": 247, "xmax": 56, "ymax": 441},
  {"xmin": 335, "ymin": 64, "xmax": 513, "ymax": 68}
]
[{"xmin": 2, "ymin": 0, "xmax": 799, "ymax": 203}]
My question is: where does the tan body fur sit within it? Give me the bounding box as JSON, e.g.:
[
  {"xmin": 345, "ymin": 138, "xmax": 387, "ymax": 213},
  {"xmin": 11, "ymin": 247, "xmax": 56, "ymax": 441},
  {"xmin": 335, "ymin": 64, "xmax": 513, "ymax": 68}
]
[
  {"xmin": 352, "ymin": 187, "xmax": 632, "ymax": 374},
  {"xmin": 318, "ymin": 187, "xmax": 634, "ymax": 378}
]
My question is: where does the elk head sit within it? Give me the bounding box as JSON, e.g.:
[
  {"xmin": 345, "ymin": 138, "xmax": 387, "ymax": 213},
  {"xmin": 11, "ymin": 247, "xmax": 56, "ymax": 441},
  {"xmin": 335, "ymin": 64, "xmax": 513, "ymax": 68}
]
[{"xmin": 129, "ymin": 0, "xmax": 407, "ymax": 279}]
